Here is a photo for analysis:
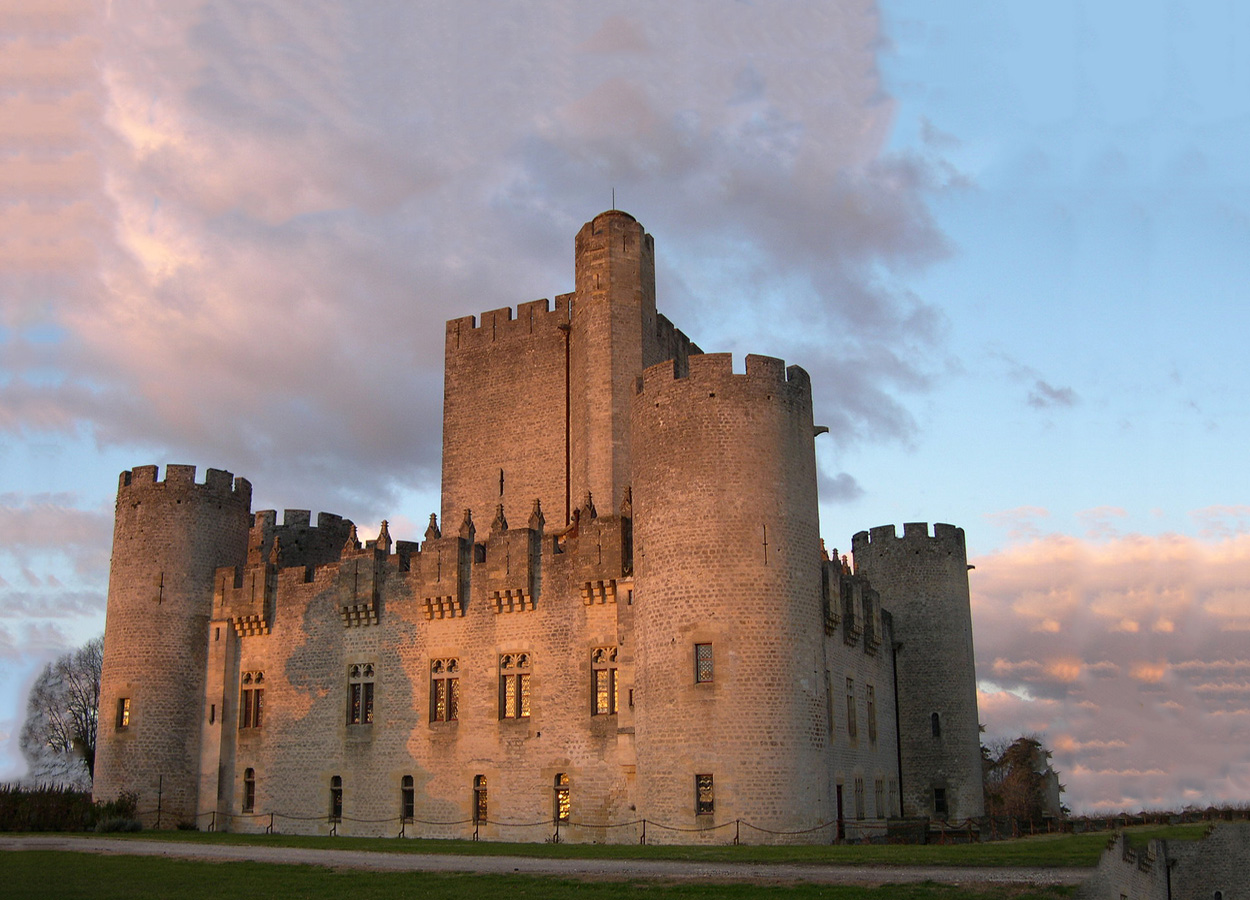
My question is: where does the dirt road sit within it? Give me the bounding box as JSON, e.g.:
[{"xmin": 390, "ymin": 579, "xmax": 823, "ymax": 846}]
[{"xmin": 0, "ymin": 835, "xmax": 1090, "ymax": 887}]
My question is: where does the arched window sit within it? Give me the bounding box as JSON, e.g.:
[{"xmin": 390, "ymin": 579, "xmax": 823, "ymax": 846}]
[
  {"xmin": 401, "ymin": 775, "xmax": 414, "ymax": 822},
  {"xmin": 931, "ymin": 711, "xmax": 941, "ymax": 738},
  {"xmin": 473, "ymin": 775, "xmax": 488, "ymax": 824},
  {"xmin": 243, "ymin": 768, "xmax": 255, "ymax": 813},
  {"xmin": 329, "ymin": 775, "xmax": 343, "ymax": 822},
  {"xmin": 554, "ymin": 773, "xmax": 570, "ymax": 823}
]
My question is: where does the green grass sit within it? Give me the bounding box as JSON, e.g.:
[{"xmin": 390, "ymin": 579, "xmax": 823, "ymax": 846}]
[
  {"xmin": 4, "ymin": 851, "xmax": 1076, "ymax": 900},
  {"xmin": 55, "ymin": 821, "xmax": 1212, "ymax": 868}
]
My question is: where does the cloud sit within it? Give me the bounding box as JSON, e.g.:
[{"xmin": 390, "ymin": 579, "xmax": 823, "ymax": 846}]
[
  {"xmin": 818, "ymin": 470, "xmax": 865, "ymax": 504},
  {"xmin": 1027, "ymin": 379, "xmax": 1077, "ymax": 409},
  {"xmin": 1, "ymin": 2, "xmax": 953, "ymax": 535},
  {"xmin": 974, "ymin": 532, "xmax": 1250, "ymax": 813}
]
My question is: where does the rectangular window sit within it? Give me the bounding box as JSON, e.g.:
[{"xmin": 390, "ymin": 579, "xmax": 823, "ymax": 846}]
[
  {"xmin": 347, "ymin": 663, "xmax": 374, "ymax": 725},
  {"xmin": 592, "ymin": 647, "xmax": 618, "ymax": 715},
  {"xmin": 866, "ymin": 684, "xmax": 877, "ymax": 743},
  {"xmin": 554, "ymin": 773, "xmax": 570, "ymax": 823},
  {"xmin": 473, "ymin": 775, "xmax": 488, "ymax": 824},
  {"xmin": 854, "ymin": 776, "xmax": 865, "ymax": 820},
  {"xmin": 330, "ymin": 776, "xmax": 342, "ymax": 822},
  {"xmin": 401, "ymin": 775, "xmax": 415, "ymax": 822},
  {"xmin": 695, "ymin": 773, "xmax": 714, "ymax": 816},
  {"xmin": 431, "ymin": 658, "xmax": 459, "ymax": 722},
  {"xmin": 845, "ymin": 677, "xmax": 857, "ymax": 739},
  {"xmin": 874, "ymin": 777, "xmax": 884, "ymax": 819},
  {"xmin": 240, "ymin": 671, "xmax": 264, "ymax": 729},
  {"xmin": 934, "ymin": 787, "xmax": 948, "ymax": 818},
  {"xmin": 116, "ymin": 697, "xmax": 130, "ymax": 729},
  {"xmin": 499, "ymin": 653, "xmax": 531, "ymax": 719},
  {"xmin": 695, "ymin": 643, "xmax": 713, "ymax": 683},
  {"xmin": 888, "ymin": 779, "xmax": 898, "ymax": 818},
  {"xmin": 243, "ymin": 768, "xmax": 256, "ymax": 813}
]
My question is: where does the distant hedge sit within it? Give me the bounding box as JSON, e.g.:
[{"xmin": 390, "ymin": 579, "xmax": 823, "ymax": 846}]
[{"xmin": 0, "ymin": 784, "xmax": 138, "ymax": 832}]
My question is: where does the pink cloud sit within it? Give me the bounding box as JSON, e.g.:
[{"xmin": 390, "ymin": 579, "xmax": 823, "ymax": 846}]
[{"xmin": 974, "ymin": 532, "xmax": 1250, "ymax": 813}]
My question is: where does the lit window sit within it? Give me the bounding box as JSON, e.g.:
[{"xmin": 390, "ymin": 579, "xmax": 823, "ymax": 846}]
[
  {"xmin": 695, "ymin": 643, "xmax": 713, "ymax": 683},
  {"xmin": 116, "ymin": 697, "xmax": 131, "ymax": 729},
  {"xmin": 934, "ymin": 787, "xmax": 948, "ymax": 818},
  {"xmin": 592, "ymin": 647, "xmax": 618, "ymax": 715},
  {"xmin": 330, "ymin": 775, "xmax": 343, "ymax": 822},
  {"xmin": 696, "ymin": 773, "xmax": 714, "ymax": 815},
  {"xmin": 866, "ymin": 684, "xmax": 877, "ymax": 743},
  {"xmin": 845, "ymin": 677, "xmax": 857, "ymax": 739},
  {"xmin": 243, "ymin": 767, "xmax": 256, "ymax": 813},
  {"xmin": 431, "ymin": 658, "xmax": 460, "ymax": 722},
  {"xmin": 240, "ymin": 671, "xmax": 264, "ymax": 729},
  {"xmin": 499, "ymin": 654, "xmax": 531, "ymax": 719},
  {"xmin": 473, "ymin": 775, "xmax": 488, "ymax": 824},
  {"xmin": 401, "ymin": 775, "xmax": 414, "ymax": 823},
  {"xmin": 347, "ymin": 663, "xmax": 375, "ymax": 725},
  {"xmin": 554, "ymin": 773, "xmax": 570, "ymax": 823}
]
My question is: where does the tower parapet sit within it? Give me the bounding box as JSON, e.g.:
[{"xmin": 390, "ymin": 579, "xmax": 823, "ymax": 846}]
[
  {"xmin": 851, "ymin": 523, "xmax": 983, "ymax": 822},
  {"xmin": 95, "ymin": 466, "xmax": 252, "ymax": 825}
]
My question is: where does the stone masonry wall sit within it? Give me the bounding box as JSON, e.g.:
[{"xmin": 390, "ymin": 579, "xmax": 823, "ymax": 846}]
[
  {"xmin": 630, "ymin": 353, "xmax": 830, "ymax": 840},
  {"xmin": 95, "ymin": 465, "xmax": 251, "ymax": 826},
  {"xmin": 851, "ymin": 524, "xmax": 984, "ymax": 822}
]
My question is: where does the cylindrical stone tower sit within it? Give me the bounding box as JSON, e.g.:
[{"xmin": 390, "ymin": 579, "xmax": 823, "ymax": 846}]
[
  {"xmin": 630, "ymin": 353, "xmax": 829, "ymax": 840},
  {"xmin": 851, "ymin": 523, "xmax": 984, "ymax": 822},
  {"xmin": 94, "ymin": 464, "xmax": 251, "ymax": 826},
  {"xmin": 569, "ymin": 209, "xmax": 658, "ymax": 517}
]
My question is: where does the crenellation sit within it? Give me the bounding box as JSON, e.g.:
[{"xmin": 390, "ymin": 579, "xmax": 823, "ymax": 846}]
[{"xmin": 95, "ymin": 211, "xmax": 982, "ymax": 843}]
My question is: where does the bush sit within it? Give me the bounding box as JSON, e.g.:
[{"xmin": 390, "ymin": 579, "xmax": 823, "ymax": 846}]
[
  {"xmin": 93, "ymin": 816, "xmax": 143, "ymax": 833},
  {"xmin": 0, "ymin": 783, "xmax": 94, "ymax": 832}
]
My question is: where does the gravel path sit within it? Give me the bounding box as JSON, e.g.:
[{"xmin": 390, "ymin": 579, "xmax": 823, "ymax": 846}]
[{"xmin": 1, "ymin": 835, "xmax": 1090, "ymax": 887}]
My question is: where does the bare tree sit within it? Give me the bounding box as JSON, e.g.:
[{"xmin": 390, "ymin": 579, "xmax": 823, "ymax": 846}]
[{"xmin": 19, "ymin": 636, "xmax": 103, "ymax": 788}]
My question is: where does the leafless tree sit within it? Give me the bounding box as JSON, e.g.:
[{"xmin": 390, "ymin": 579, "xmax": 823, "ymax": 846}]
[{"xmin": 19, "ymin": 636, "xmax": 103, "ymax": 789}]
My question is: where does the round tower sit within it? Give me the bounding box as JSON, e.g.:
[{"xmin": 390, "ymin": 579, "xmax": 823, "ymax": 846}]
[
  {"xmin": 94, "ymin": 465, "xmax": 251, "ymax": 826},
  {"xmin": 569, "ymin": 210, "xmax": 658, "ymax": 518},
  {"xmin": 851, "ymin": 523, "xmax": 984, "ymax": 822},
  {"xmin": 630, "ymin": 353, "xmax": 829, "ymax": 839}
]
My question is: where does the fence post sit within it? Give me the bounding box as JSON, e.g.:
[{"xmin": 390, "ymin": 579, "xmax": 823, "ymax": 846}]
[
  {"xmin": 155, "ymin": 775, "xmax": 163, "ymax": 829},
  {"xmin": 208, "ymin": 810, "xmax": 215, "ymax": 832},
  {"xmin": 640, "ymin": 819, "xmax": 647, "ymax": 845},
  {"xmin": 734, "ymin": 819, "xmax": 740, "ymax": 845},
  {"xmin": 267, "ymin": 812, "xmax": 274, "ymax": 834}
]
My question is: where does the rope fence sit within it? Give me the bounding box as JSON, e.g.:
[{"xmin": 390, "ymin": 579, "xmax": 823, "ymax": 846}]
[{"xmin": 124, "ymin": 798, "xmax": 1250, "ymax": 845}]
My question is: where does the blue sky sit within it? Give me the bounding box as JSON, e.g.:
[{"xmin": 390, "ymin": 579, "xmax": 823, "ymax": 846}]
[{"xmin": 2, "ymin": 1, "xmax": 1248, "ymax": 813}]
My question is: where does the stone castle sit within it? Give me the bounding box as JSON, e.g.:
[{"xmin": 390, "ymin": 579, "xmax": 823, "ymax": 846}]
[{"xmin": 93, "ymin": 210, "xmax": 984, "ymax": 842}]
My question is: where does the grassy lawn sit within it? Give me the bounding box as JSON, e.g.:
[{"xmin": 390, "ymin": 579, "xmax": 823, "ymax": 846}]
[
  {"xmin": 7, "ymin": 851, "xmax": 1077, "ymax": 900},
  {"xmin": 64, "ymin": 821, "xmax": 1211, "ymax": 868}
]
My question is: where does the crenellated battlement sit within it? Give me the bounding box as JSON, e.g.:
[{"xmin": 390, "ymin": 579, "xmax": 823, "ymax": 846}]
[
  {"xmin": 852, "ymin": 522, "xmax": 966, "ymax": 556},
  {"xmin": 446, "ymin": 295, "xmax": 572, "ymax": 352},
  {"xmin": 635, "ymin": 352, "xmax": 811, "ymax": 401},
  {"xmin": 248, "ymin": 508, "xmax": 354, "ymax": 571},
  {"xmin": 117, "ymin": 464, "xmax": 251, "ymax": 505}
]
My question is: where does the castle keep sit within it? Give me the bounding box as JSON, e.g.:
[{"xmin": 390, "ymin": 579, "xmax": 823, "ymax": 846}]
[{"xmin": 93, "ymin": 211, "xmax": 984, "ymax": 842}]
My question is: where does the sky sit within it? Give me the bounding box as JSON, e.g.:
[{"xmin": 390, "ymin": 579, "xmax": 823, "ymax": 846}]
[{"xmin": 2, "ymin": 0, "xmax": 1247, "ymax": 814}]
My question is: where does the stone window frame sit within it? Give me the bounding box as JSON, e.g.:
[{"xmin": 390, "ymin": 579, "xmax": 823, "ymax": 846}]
[
  {"xmin": 499, "ymin": 653, "xmax": 531, "ymax": 719},
  {"xmin": 695, "ymin": 773, "xmax": 714, "ymax": 816},
  {"xmin": 931, "ymin": 711, "xmax": 942, "ymax": 738},
  {"xmin": 473, "ymin": 774, "xmax": 488, "ymax": 824},
  {"xmin": 554, "ymin": 773, "xmax": 570, "ymax": 823},
  {"xmin": 430, "ymin": 657, "xmax": 460, "ymax": 723},
  {"xmin": 874, "ymin": 776, "xmax": 884, "ymax": 819},
  {"xmin": 347, "ymin": 662, "xmax": 375, "ymax": 726},
  {"xmin": 591, "ymin": 646, "xmax": 618, "ymax": 715},
  {"xmin": 866, "ymin": 683, "xmax": 877, "ymax": 744},
  {"xmin": 329, "ymin": 775, "xmax": 343, "ymax": 822},
  {"xmin": 400, "ymin": 775, "xmax": 415, "ymax": 823},
  {"xmin": 854, "ymin": 775, "xmax": 865, "ymax": 820},
  {"xmin": 845, "ymin": 676, "xmax": 858, "ymax": 740},
  {"xmin": 694, "ymin": 643, "xmax": 713, "ymax": 684},
  {"xmin": 115, "ymin": 697, "xmax": 131, "ymax": 730},
  {"xmin": 240, "ymin": 670, "xmax": 264, "ymax": 729},
  {"xmin": 933, "ymin": 786, "xmax": 948, "ymax": 818},
  {"xmin": 243, "ymin": 767, "xmax": 256, "ymax": 813}
]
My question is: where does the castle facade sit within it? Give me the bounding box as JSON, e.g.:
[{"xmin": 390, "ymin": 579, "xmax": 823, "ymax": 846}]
[{"xmin": 93, "ymin": 211, "xmax": 983, "ymax": 842}]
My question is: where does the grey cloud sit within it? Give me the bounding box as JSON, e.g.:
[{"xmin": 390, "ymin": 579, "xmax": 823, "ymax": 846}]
[
  {"xmin": 1027, "ymin": 379, "xmax": 1078, "ymax": 409},
  {"xmin": 818, "ymin": 470, "xmax": 865, "ymax": 504}
]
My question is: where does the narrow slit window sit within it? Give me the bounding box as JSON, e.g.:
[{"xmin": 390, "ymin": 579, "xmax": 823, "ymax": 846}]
[
  {"xmin": 695, "ymin": 773, "xmax": 714, "ymax": 815},
  {"xmin": 554, "ymin": 773, "xmax": 570, "ymax": 823}
]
